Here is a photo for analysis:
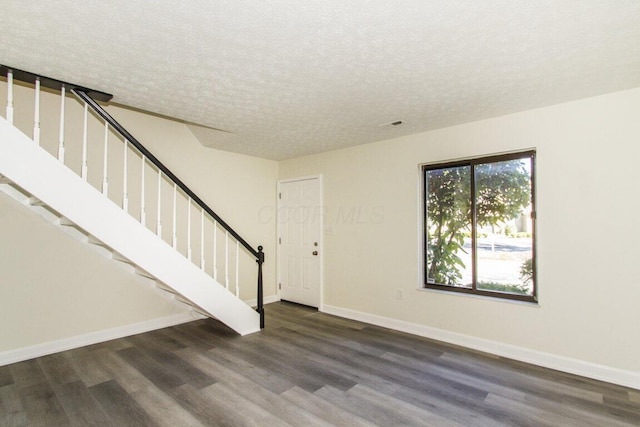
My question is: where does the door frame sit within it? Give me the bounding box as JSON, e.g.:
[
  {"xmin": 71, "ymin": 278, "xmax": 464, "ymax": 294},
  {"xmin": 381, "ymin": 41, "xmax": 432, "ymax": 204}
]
[{"xmin": 276, "ymin": 174, "xmax": 324, "ymax": 310}]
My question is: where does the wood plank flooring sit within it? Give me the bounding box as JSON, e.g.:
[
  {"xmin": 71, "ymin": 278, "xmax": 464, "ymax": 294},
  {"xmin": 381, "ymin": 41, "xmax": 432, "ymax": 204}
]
[{"xmin": 1, "ymin": 301, "xmax": 639, "ymax": 426}]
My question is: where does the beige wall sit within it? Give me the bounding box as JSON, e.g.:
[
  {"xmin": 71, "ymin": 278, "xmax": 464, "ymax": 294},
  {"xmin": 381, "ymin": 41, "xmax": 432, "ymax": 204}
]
[
  {"xmin": 0, "ymin": 192, "xmax": 186, "ymax": 351},
  {"xmin": 0, "ymin": 81, "xmax": 278, "ymax": 352},
  {"xmin": 279, "ymin": 87, "xmax": 640, "ymax": 373}
]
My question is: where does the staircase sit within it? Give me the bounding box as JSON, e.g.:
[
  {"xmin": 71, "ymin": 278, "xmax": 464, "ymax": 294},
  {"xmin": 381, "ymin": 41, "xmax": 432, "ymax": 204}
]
[{"xmin": 0, "ymin": 66, "xmax": 264, "ymax": 336}]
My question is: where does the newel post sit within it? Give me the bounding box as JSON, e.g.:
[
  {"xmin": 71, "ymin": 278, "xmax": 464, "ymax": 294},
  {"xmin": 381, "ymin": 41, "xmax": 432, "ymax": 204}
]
[{"xmin": 256, "ymin": 245, "xmax": 265, "ymax": 329}]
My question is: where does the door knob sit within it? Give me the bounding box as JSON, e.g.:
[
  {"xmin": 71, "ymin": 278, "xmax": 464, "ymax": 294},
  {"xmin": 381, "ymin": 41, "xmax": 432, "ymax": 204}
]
[{"xmin": 312, "ymin": 251, "xmax": 318, "ymax": 256}]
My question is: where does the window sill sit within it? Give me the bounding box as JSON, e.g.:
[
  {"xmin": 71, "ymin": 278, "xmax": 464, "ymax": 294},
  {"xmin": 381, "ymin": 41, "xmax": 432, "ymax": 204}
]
[{"xmin": 417, "ymin": 286, "xmax": 540, "ymax": 307}]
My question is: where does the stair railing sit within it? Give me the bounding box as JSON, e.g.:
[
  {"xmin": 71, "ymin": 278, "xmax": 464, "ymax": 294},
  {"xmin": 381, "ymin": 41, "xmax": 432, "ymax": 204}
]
[{"xmin": 0, "ymin": 65, "xmax": 264, "ymax": 328}]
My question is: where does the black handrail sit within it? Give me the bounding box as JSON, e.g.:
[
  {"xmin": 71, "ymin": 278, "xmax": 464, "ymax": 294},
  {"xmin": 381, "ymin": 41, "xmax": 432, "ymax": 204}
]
[
  {"xmin": 0, "ymin": 65, "xmax": 112, "ymax": 102},
  {"xmin": 72, "ymin": 89, "xmax": 259, "ymax": 259},
  {"xmin": 2, "ymin": 65, "xmax": 265, "ymax": 328}
]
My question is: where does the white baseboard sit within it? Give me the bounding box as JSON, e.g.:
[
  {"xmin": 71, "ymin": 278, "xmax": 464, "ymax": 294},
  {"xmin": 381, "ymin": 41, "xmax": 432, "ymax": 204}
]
[
  {"xmin": 0, "ymin": 312, "xmax": 199, "ymax": 367},
  {"xmin": 0, "ymin": 296, "xmax": 281, "ymax": 367},
  {"xmin": 322, "ymin": 304, "xmax": 640, "ymax": 391},
  {"xmin": 244, "ymin": 294, "xmax": 280, "ymax": 307}
]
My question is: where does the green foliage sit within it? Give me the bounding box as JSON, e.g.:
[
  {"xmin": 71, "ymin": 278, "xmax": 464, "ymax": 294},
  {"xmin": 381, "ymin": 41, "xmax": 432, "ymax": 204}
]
[
  {"xmin": 477, "ymin": 281, "xmax": 530, "ymax": 295},
  {"xmin": 520, "ymin": 258, "xmax": 533, "ymax": 286},
  {"xmin": 475, "ymin": 161, "xmax": 531, "ymax": 226},
  {"xmin": 426, "ymin": 159, "xmax": 531, "ymax": 287},
  {"xmin": 426, "ymin": 166, "xmax": 471, "ymax": 284}
]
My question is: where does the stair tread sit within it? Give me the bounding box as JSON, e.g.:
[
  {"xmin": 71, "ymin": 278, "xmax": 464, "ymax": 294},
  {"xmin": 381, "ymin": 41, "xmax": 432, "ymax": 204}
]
[
  {"xmin": 59, "ymin": 217, "xmax": 78, "ymax": 226},
  {"xmin": 134, "ymin": 267, "xmax": 155, "ymax": 279},
  {"xmin": 112, "ymin": 252, "xmax": 134, "ymax": 264},
  {"xmin": 29, "ymin": 196, "xmax": 46, "ymax": 206},
  {"xmin": 174, "ymin": 295, "xmax": 208, "ymax": 315},
  {"xmin": 156, "ymin": 285, "xmax": 176, "ymax": 293},
  {"xmin": 87, "ymin": 236, "xmax": 111, "ymax": 249}
]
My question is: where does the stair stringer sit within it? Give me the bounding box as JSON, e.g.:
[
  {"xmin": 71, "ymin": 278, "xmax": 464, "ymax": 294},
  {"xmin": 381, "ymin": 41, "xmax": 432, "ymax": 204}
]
[{"xmin": 0, "ymin": 117, "xmax": 260, "ymax": 336}]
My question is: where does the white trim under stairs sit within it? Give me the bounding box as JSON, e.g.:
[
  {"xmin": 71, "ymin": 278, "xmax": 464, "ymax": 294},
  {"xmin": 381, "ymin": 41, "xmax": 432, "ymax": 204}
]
[{"xmin": 0, "ymin": 116, "xmax": 260, "ymax": 336}]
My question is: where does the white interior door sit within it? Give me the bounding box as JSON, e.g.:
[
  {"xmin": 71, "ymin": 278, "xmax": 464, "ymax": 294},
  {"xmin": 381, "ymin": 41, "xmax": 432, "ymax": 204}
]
[{"xmin": 278, "ymin": 177, "xmax": 322, "ymax": 307}]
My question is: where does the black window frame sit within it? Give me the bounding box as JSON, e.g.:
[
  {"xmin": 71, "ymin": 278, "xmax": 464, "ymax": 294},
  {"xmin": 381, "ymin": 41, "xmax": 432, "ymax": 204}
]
[{"xmin": 422, "ymin": 150, "xmax": 537, "ymax": 303}]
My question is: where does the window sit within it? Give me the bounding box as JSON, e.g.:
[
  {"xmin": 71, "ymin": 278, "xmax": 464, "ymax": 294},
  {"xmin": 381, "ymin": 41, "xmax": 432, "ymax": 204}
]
[{"xmin": 423, "ymin": 151, "xmax": 536, "ymax": 302}]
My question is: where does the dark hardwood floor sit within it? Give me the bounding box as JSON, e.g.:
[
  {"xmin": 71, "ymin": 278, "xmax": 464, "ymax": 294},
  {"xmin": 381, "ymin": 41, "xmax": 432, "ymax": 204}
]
[{"xmin": 1, "ymin": 301, "xmax": 639, "ymax": 426}]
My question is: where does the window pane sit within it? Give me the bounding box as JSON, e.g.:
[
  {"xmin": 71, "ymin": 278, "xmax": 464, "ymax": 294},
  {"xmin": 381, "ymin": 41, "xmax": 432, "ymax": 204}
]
[
  {"xmin": 425, "ymin": 165, "xmax": 472, "ymax": 288},
  {"xmin": 475, "ymin": 157, "xmax": 534, "ymax": 296}
]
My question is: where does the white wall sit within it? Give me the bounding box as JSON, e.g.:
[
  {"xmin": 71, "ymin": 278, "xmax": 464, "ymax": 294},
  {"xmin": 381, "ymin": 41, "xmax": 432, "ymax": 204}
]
[
  {"xmin": 279, "ymin": 88, "xmax": 640, "ymax": 377},
  {"xmin": 0, "ymin": 80, "xmax": 278, "ymax": 354}
]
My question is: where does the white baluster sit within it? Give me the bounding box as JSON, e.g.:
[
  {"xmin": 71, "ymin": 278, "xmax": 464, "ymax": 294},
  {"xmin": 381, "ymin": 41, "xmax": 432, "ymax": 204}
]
[
  {"xmin": 102, "ymin": 123, "xmax": 109, "ymax": 195},
  {"xmin": 122, "ymin": 139, "xmax": 129, "ymax": 212},
  {"xmin": 81, "ymin": 102, "xmax": 88, "ymax": 180},
  {"xmin": 200, "ymin": 209, "xmax": 205, "ymax": 271},
  {"xmin": 235, "ymin": 240, "xmax": 240, "ymax": 297},
  {"xmin": 156, "ymin": 170, "xmax": 162, "ymax": 237},
  {"xmin": 33, "ymin": 77, "xmax": 41, "ymax": 145},
  {"xmin": 187, "ymin": 197, "xmax": 192, "ymax": 261},
  {"xmin": 172, "ymin": 183, "xmax": 177, "ymax": 249},
  {"xmin": 58, "ymin": 85, "xmax": 65, "ymax": 162},
  {"xmin": 213, "ymin": 223, "xmax": 218, "ymax": 280},
  {"xmin": 6, "ymin": 69, "xmax": 13, "ymax": 124},
  {"xmin": 225, "ymin": 230, "xmax": 230, "ymax": 290},
  {"xmin": 140, "ymin": 156, "xmax": 146, "ymax": 226}
]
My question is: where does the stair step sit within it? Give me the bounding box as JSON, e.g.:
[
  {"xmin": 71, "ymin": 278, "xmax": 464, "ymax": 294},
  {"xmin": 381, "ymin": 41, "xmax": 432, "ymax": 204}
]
[
  {"xmin": 173, "ymin": 295, "xmax": 209, "ymax": 317},
  {"xmin": 58, "ymin": 217, "xmax": 89, "ymax": 238},
  {"xmin": 174, "ymin": 295, "xmax": 193, "ymax": 305},
  {"xmin": 87, "ymin": 236, "xmax": 111, "ymax": 250},
  {"xmin": 155, "ymin": 282, "xmax": 176, "ymax": 293},
  {"xmin": 28, "ymin": 196, "xmax": 47, "ymax": 207},
  {"xmin": 0, "ymin": 175, "xmax": 11, "ymax": 184},
  {"xmin": 156, "ymin": 287, "xmax": 177, "ymax": 297},
  {"xmin": 154, "ymin": 284, "xmax": 208, "ymax": 317},
  {"xmin": 112, "ymin": 252, "xmax": 135, "ymax": 266},
  {"xmin": 0, "ymin": 180, "xmax": 31, "ymax": 203},
  {"xmin": 134, "ymin": 267, "xmax": 155, "ymax": 280},
  {"xmin": 59, "ymin": 217, "xmax": 73, "ymax": 226},
  {"xmin": 59, "ymin": 217, "xmax": 84, "ymax": 229},
  {"xmin": 190, "ymin": 308, "xmax": 210, "ymax": 318},
  {"xmin": 25, "ymin": 196, "xmax": 62, "ymax": 223}
]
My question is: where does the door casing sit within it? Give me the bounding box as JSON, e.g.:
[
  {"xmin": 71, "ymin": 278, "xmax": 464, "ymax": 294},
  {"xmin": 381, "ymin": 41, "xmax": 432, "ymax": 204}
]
[{"xmin": 276, "ymin": 175, "xmax": 323, "ymax": 309}]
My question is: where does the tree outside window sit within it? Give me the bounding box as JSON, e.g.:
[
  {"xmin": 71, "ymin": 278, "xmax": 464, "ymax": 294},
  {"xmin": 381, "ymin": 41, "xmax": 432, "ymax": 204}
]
[{"xmin": 423, "ymin": 151, "xmax": 536, "ymax": 302}]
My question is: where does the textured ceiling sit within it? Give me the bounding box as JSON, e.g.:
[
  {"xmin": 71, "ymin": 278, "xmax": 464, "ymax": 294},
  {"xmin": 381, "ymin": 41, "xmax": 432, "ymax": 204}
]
[{"xmin": 1, "ymin": 1, "xmax": 640, "ymax": 160}]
